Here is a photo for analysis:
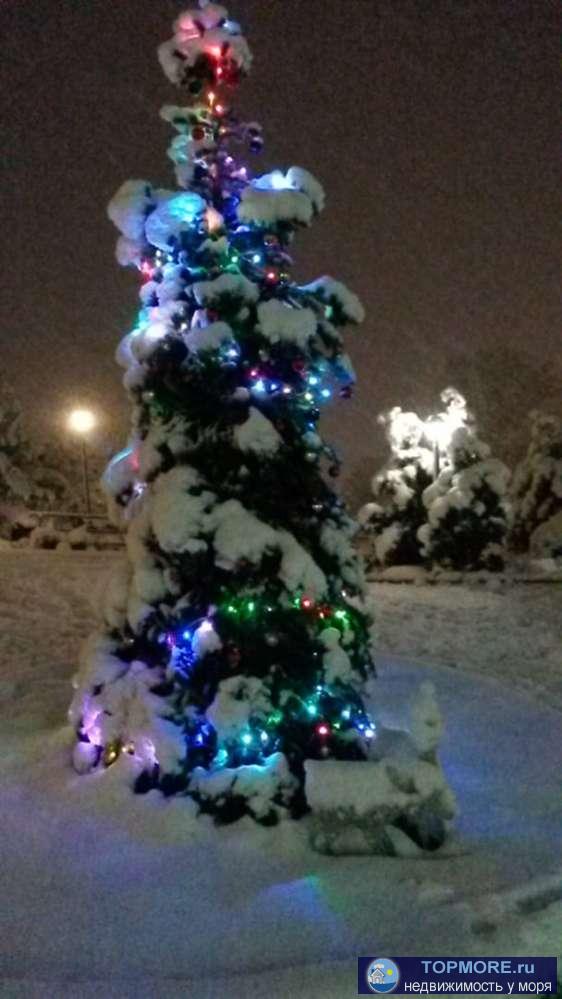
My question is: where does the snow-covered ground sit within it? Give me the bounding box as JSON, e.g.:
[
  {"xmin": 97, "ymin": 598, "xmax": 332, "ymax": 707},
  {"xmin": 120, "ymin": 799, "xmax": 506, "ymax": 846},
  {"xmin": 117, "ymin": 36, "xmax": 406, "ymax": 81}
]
[
  {"xmin": 0, "ymin": 551, "xmax": 560, "ymax": 998},
  {"xmin": 374, "ymin": 578, "xmax": 562, "ymax": 712}
]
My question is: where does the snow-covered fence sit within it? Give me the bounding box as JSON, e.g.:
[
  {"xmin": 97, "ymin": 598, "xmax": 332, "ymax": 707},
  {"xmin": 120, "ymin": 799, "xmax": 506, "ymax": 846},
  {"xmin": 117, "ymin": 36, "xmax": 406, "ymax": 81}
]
[{"xmin": 6, "ymin": 509, "xmax": 124, "ymax": 551}]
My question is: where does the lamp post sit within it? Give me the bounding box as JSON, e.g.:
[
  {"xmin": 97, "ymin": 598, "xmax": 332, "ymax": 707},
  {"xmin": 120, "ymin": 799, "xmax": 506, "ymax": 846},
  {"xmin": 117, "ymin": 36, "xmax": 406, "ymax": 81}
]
[
  {"xmin": 68, "ymin": 409, "xmax": 97, "ymax": 516},
  {"xmin": 425, "ymin": 416, "xmax": 448, "ymax": 480},
  {"xmin": 425, "ymin": 410, "xmax": 467, "ymax": 480}
]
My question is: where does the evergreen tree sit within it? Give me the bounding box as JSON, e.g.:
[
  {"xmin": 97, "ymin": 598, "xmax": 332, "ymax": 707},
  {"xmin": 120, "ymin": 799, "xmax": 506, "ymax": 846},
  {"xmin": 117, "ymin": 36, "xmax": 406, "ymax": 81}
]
[
  {"xmin": 358, "ymin": 408, "xmax": 434, "ymax": 567},
  {"xmin": 0, "ymin": 378, "xmax": 33, "ymax": 509},
  {"xmin": 33, "ymin": 437, "xmax": 107, "ymax": 515},
  {"xmin": 70, "ymin": 2, "xmax": 379, "ymax": 823},
  {"xmin": 0, "ymin": 379, "xmax": 105, "ymax": 517},
  {"xmin": 449, "ymin": 343, "xmax": 562, "ymax": 468},
  {"xmin": 510, "ymin": 411, "xmax": 562, "ymax": 553},
  {"xmin": 418, "ymin": 424, "xmax": 511, "ymax": 572},
  {"xmin": 358, "ymin": 389, "xmax": 471, "ymax": 568}
]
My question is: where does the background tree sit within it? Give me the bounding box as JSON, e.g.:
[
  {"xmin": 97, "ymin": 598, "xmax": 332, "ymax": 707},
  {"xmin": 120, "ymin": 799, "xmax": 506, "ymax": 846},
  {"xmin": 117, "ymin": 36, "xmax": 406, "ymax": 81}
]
[
  {"xmin": 449, "ymin": 343, "xmax": 562, "ymax": 469},
  {"xmin": 33, "ymin": 437, "xmax": 107, "ymax": 514},
  {"xmin": 358, "ymin": 408, "xmax": 434, "ymax": 567},
  {"xmin": 0, "ymin": 376, "xmax": 108, "ymax": 540},
  {"xmin": 0, "ymin": 378, "xmax": 33, "ymax": 509},
  {"xmin": 510, "ymin": 411, "xmax": 562, "ymax": 553},
  {"xmin": 358, "ymin": 388, "xmax": 472, "ymax": 568},
  {"xmin": 419, "ymin": 423, "xmax": 511, "ymax": 572}
]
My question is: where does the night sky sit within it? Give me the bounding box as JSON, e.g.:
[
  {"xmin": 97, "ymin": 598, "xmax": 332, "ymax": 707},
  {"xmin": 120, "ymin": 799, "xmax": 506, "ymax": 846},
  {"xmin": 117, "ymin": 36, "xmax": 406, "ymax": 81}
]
[{"xmin": 2, "ymin": 0, "xmax": 559, "ymax": 501}]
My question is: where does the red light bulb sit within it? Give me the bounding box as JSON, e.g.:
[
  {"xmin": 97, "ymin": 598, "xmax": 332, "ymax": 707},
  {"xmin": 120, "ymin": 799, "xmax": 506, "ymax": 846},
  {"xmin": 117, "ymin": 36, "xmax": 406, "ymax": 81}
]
[{"xmin": 140, "ymin": 261, "xmax": 155, "ymax": 283}]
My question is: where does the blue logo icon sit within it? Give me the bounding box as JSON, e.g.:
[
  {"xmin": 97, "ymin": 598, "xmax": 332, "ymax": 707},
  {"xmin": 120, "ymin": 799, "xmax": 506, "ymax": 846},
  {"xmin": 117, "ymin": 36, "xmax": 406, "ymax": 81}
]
[{"xmin": 366, "ymin": 958, "xmax": 400, "ymax": 993}]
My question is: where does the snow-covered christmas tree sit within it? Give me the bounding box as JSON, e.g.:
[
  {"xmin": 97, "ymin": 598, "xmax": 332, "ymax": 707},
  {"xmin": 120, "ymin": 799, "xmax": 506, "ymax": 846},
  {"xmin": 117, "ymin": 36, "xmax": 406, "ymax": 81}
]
[
  {"xmin": 510, "ymin": 411, "xmax": 562, "ymax": 556},
  {"xmin": 419, "ymin": 393, "xmax": 511, "ymax": 572},
  {"xmin": 69, "ymin": 3, "xmax": 453, "ymax": 841},
  {"xmin": 358, "ymin": 407, "xmax": 434, "ymax": 567}
]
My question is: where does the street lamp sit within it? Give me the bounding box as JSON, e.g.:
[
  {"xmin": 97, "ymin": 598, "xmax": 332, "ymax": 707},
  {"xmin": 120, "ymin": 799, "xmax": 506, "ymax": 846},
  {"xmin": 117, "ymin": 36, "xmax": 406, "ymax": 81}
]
[
  {"xmin": 425, "ymin": 409, "xmax": 468, "ymax": 479},
  {"xmin": 68, "ymin": 409, "xmax": 97, "ymax": 515},
  {"xmin": 425, "ymin": 416, "xmax": 451, "ymax": 479}
]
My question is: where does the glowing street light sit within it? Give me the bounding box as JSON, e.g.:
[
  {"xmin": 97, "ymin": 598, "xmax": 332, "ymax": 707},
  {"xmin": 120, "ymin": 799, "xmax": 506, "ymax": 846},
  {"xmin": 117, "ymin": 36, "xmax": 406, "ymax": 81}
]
[
  {"xmin": 425, "ymin": 415, "xmax": 452, "ymax": 479},
  {"xmin": 425, "ymin": 402, "xmax": 467, "ymax": 479},
  {"xmin": 68, "ymin": 409, "xmax": 96, "ymax": 435},
  {"xmin": 67, "ymin": 408, "xmax": 97, "ymax": 515}
]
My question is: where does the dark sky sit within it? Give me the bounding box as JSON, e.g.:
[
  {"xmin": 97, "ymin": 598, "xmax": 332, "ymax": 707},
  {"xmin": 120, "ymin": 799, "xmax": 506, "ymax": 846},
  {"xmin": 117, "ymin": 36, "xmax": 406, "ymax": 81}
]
[{"xmin": 2, "ymin": 0, "xmax": 560, "ymax": 501}]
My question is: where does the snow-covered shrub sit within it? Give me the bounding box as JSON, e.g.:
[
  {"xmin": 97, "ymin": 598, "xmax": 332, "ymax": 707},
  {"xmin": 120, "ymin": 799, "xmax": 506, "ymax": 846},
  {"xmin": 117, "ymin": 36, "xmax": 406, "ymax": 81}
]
[
  {"xmin": 511, "ymin": 411, "xmax": 562, "ymax": 553},
  {"xmin": 358, "ymin": 409, "xmax": 434, "ymax": 567},
  {"xmin": 419, "ymin": 426, "xmax": 511, "ymax": 571},
  {"xmin": 529, "ymin": 511, "xmax": 562, "ymax": 560},
  {"xmin": 307, "ymin": 683, "xmax": 455, "ymax": 856},
  {"xmin": 28, "ymin": 519, "xmax": 63, "ymax": 550},
  {"xmin": 0, "ymin": 504, "xmax": 37, "ymax": 542},
  {"xmin": 191, "ymin": 752, "xmax": 298, "ymax": 825},
  {"xmin": 358, "ymin": 389, "xmax": 471, "ymax": 568}
]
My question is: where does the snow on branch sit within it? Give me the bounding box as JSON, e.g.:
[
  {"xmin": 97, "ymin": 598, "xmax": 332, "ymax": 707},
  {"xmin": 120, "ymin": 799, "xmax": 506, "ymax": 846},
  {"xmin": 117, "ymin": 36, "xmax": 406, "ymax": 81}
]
[
  {"xmin": 257, "ymin": 299, "xmax": 317, "ymax": 349},
  {"xmin": 192, "ymin": 272, "xmax": 259, "ymax": 308},
  {"xmin": 300, "ymin": 277, "xmax": 365, "ymax": 325},
  {"xmin": 158, "ymin": 5, "xmax": 252, "ymax": 87}
]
